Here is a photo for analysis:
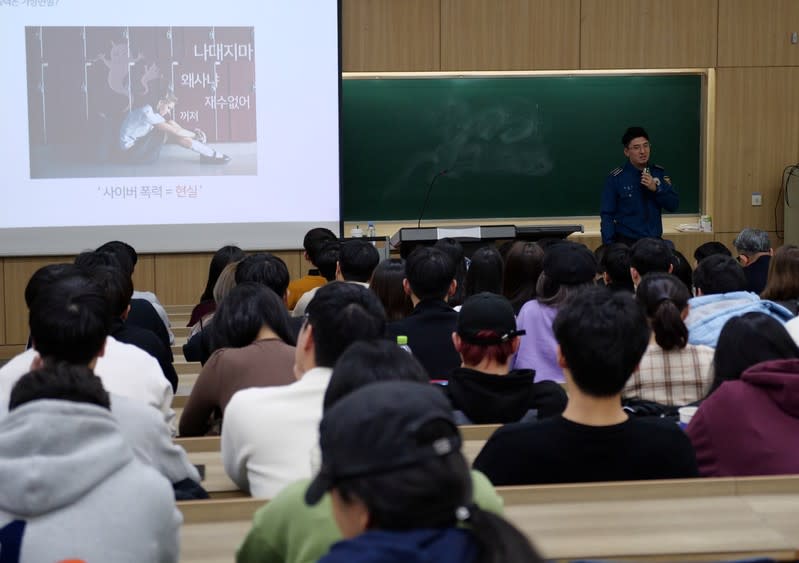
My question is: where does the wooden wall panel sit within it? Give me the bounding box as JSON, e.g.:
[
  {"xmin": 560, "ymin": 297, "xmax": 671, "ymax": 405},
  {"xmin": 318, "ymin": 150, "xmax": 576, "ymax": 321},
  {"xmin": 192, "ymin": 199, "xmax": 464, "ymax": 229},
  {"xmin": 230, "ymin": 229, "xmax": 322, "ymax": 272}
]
[
  {"xmin": 3, "ymin": 257, "xmax": 72, "ymax": 345},
  {"xmin": 133, "ymin": 255, "xmax": 156, "ymax": 293},
  {"xmin": 719, "ymin": 0, "xmax": 799, "ymax": 67},
  {"xmin": 440, "ymin": 0, "xmax": 579, "ymax": 70},
  {"xmin": 713, "ymin": 68, "xmax": 799, "ymax": 234},
  {"xmin": 342, "ymin": 0, "xmax": 440, "ymax": 71},
  {"xmin": 580, "ymin": 0, "xmax": 718, "ymax": 69},
  {"xmin": 153, "ymin": 254, "xmax": 213, "ymax": 307},
  {"xmin": 0, "ymin": 260, "xmax": 5, "ymax": 345}
]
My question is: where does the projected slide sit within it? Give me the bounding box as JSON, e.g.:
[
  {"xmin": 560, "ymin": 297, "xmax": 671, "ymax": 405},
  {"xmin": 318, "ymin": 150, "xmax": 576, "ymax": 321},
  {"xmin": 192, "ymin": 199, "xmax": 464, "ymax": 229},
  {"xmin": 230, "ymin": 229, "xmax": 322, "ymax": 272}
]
[
  {"xmin": 26, "ymin": 26, "xmax": 258, "ymax": 178},
  {"xmin": 0, "ymin": 1, "xmax": 341, "ymax": 255}
]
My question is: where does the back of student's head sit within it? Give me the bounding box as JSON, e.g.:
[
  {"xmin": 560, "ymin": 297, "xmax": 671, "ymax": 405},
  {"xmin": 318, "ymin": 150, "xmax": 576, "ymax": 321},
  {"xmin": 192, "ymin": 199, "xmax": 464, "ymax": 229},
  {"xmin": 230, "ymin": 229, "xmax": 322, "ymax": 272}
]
[
  {"xmin": 309, "ymin": 382, "xmax": 542, "ymax": 563},
  {"xmin": 537, "ymin": 241, "xmax": 597, "ymax": 306},
  {"xmin": 464, "ymin": 245, "xmax": 503, "ymax": 298},
  {"xmin": 9, "ymin": 362, "xmax": 110, "ymax": 411},
  {"xmin": 25, "ymin": 263, "xmax": 81, "ymax": 309},
  {"xmin": 762, "ymin": 244, "xmax": 799, "ymax": 301},
  {"xmin": 315, "ymin": 240, "xmax": 341, "ymax": 282},
  {"xmin": 303, "ymin": 227, "xmax": 338, "ymax": 263},
  {"xmin": 456, "ymin": 293, "xmax": 523, "ymax": 366},
  {"xmin": 708, "ymin": 312, "xmax": 799, "ymax": 396},
  {"xmin": 636, "ymin": 273, "xmax": 691, "ymax": 351},
  {"xmin": 369, "ymin": 258, "xmax": 413, "ymax": 321},
  {"xmin": 75, "ymin": 250, "xmax": 123, "ymax": 274},
  {"xmin": 76, "ymin": 258, "xmax": 133, "ymax": 319},
  {"xmin": 630, "ymin": 238, "xmax": 673, "ymax": 277},
  {"xmin": 200, "ymin": 245, "xmax": 245, "ymax": 302},
  {"xmin": 212, "ymin": 261, "xmax": 240, "ymax": 304},
  {"xmin": 405, "ymin": 246, "xmax": 456, "ymax": 302},
  {"xmin": 322, "ymin": 339, "xmax": 428, "ymax": 410},
  {"xmin": 693, "ymin": 254, "xmax": 747, "ymax": 295},
  {"xmin": 96, "ymin": 240, "xmax": 137, "ymax": 278},
  {"xmin": 553, "ymin": 286, "xmax": 650, "ymax": 396},
  {"xmin": 601, "ymin": 243, "xmax": 634, "ymax": 292},
  {"xmin": 211, "ymin": 282, "xmax": 296, "ymax": 350},
  {"xmin": 305, "ymin": 281, "xmax": 386, "ymax": 367},
  {"xmin": 338, "ymin": 239, "xmax": 380, "ymax": 283},
  {"xmin": 29, "ymin": 273, "xmax": 110, "ymax": 365},
  {"xmin": 693, "ymin": 241, "xmax": 731, "ymax": 264},
  {"xmin": 433, "ymin": 238, "xmax": 466, "ymax": 306},
  {"xmin": 670, "ymin": 250, "xmax": 694, "ymax": 295},
  {"xmin": 502, "ymin": 241, "xmax": 544, "ymax": 314},
  {"xmin": 235, "ymin": 253, "xmax": 290, "ymax": 298}
]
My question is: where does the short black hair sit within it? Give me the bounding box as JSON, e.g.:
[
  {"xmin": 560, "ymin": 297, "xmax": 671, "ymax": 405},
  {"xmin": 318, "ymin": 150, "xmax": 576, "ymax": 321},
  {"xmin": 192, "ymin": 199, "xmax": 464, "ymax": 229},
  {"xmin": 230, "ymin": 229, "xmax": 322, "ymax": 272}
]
[
  {"xmin": 693, "ymin": 241, "xmax": 732, "ymax": 264},
  {"xmin": 75, "ymin": 253, "xmax": 133, "ymax": 319},
  {"xmin": 97, "ymin": 240, "xmax": 138, "ymax": 277},
  {"xmin": 622, "ymin": 126, "xmax": 649, "ymax": 147},
  {"xmin": 553, "ymin": 286, "xmax": 650, "ymax": 396},
  {"xmin": 315, "ymin": 240, "xmax": 341, "ymax": 281},
  {"xmin": 405, "ymin": 246, "xmax": 456, "ymax": 301},
  {"xmin": 630, "ymin": 238, "xmax": 673, "ymax": 277},
  {"xmin": 601, "ymin": 243, "xmax": 633, "ymax": 292},
  {"xmin": 338, "ymin": 240, "xmax": 380, "ymax": 283},
  {"xmin": 25, "ymin": 263, "xmax": 81, "ymax": 308},
  {"xmin": 693, "ymin": 254, "xmax": 747, "ymax": 295},
  {"xmin": 670, "ymin": 250, "xmax": 694, "ymax": 294},
  {"xmin": 74, "ymin": 250, "xmax": 123, "ymax": 273},
  {"xmin": 464, "ymin": 245, "xmax": 504, "ymax": 297},
  {"xmin": 29, "ymin": 273, "xmax": 110, "ymax": 365},
  {"xmin": 305, "ymin": 281, "xmax": 386, "ymax": 367},
  {"xmin": 323, "ymin": 339, "xmax": 428, "ymax": 411},
  {"xmin": 9, "ymin": 362, "xmax": 110, "ymax": 411},
  {"xmin": 235, "ymin": 253, "xmax": 290, "ymax": 298},
  {"xmin": 210, "ymin": 282, "xmax": 296, "ymax": 349},
  {"xmin": 303, "ymin": 228, "xmax": 338, "ymax": 263},
  {"xmin": 433, "ymin": 238, "xmax": 466, "ymax": 306}
]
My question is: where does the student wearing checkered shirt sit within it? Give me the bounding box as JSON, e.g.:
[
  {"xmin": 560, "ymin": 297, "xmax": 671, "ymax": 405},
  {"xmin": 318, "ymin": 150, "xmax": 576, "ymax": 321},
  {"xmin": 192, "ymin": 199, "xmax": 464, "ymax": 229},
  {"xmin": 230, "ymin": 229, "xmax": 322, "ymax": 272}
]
[{"xmin": 623, "ymin": 273, "xmax": 714, "ymax": 406}]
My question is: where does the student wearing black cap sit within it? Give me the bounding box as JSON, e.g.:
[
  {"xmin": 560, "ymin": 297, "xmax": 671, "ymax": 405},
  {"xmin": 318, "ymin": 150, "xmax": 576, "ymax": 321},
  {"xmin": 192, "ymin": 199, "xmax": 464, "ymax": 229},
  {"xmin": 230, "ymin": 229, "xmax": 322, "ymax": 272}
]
[
  {"xmin": 447, "ymin": 293, "xmax": 566, "ymax": 424},
  {"xmin": 305, "ymin": 381, "xmax": 542, "ymax": 563}
]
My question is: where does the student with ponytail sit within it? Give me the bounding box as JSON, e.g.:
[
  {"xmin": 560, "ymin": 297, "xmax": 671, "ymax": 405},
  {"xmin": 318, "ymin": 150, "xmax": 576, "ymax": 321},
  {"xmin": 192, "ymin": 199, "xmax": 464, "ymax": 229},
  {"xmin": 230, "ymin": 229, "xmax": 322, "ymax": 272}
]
[
  {"xmin": 624, "ymin": 273, "xmax": 714, "ymax": 406},
  {"xmin": 306, "ymin": 381, "xmax": 542, "ymax": 563}
]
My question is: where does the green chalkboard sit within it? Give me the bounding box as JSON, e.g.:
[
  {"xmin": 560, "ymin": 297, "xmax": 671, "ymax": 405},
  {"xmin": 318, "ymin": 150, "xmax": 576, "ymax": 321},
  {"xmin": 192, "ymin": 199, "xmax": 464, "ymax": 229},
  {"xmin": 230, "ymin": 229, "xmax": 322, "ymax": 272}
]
[{"xmin": 341, "ymin": 74, "xmax": 702, "ymax": 221}]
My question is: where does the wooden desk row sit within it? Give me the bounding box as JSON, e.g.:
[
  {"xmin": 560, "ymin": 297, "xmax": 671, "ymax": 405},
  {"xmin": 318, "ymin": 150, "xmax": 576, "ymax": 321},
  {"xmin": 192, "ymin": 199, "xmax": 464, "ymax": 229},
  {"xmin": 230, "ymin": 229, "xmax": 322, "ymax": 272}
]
[{"xmin": 177, "ymin": 475, "xmax": 799, "ymax": 563}]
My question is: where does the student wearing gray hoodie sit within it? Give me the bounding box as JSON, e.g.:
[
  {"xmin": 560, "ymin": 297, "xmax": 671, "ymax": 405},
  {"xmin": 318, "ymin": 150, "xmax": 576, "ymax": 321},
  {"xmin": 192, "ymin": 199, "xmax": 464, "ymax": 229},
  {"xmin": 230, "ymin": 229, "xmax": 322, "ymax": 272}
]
[{"xmin": 0, "ymin": 363, "xmax": 180, "ymax": 562}]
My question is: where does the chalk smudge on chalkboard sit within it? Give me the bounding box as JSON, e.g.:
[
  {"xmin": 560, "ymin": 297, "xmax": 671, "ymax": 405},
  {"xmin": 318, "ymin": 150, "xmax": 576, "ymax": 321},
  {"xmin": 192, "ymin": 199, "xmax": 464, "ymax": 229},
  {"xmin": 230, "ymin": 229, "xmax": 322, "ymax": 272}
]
[{"xmin": 389, "ymin": 99, "xmax": 552, "ymax": 193}]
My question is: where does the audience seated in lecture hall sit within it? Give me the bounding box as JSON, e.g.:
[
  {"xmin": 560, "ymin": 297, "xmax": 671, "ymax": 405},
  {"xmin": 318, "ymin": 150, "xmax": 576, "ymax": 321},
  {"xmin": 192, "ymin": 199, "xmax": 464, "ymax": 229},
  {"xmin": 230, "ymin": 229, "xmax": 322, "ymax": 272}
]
[
  {"xmin": 386, "ymin": 246, "xmax": 461, "ymax": 379},
  {"xmin": 628, "ymin": 237, "xmax": 674, "ymax": 290},
  {"xmin": 599, "ymin": 242, "xmax": 634, "ymax": 293},
  {"xmin": 0, "ymin": 364, "xmax": 180, "ymax": 562},
  {"xmin": 222, "ymin": 282, "xmax": 386, "ymax": 498},
  {"xmin": 512, "ymin": 241, "xmax": 597, "ymax": 383},
  {"xmin": 686, "ymin": 254, "xmax": 794, "ymax": 347},
  {"xmin": 687, "ymin": 313, "xmax": 799, "ymax": 476},
  {"xmin": 434, "ymin": 237, "xmax": 468, "ymax": 307},
  {"xmin": 301, "ymin": 382, "xmax": 541, "ymax": 563},
  {"xmin": 236, "ymin": 339, "xmax": 505, "ymax": 563},
  {"xmin": 0, "ymin": 268, "xmax": 201, "ymax": 499},
  {"xmin": 623, "ymin": 273, "xmax": 714, "ymax": 407},
  {"xmin": 185, "ymin": 252, "xmax": 296, "ymax": 365},
  {"xmin": 98, "ymin": 240, "xmax": 175, "ymax": 346},
  {"xmin": 287, "ymin": 227, "xmax": 338, "ymax": 311},
  {"xmin": 189, "ymin": 260, "xmax": 241, "ymax": 338},
  {"xmin": 179, "ymin": 282, "xmax": 296, "ymax": 437},
  {"xmin": 0, "ymin": 264, "xmax": 174, "ymax": 422},
  {"xmin": 188, "ymin": 244, "xmax": 245, "ymax": 327},
  {"xmin": 293, "ymin": 239, "xmax": 377, "ymax": 318},
  {"xmin": 462, "ymin": 245, "xmax": 504, "ymax": 301},
  {"xmin": 368, "ymin": 257, "xmax": 413, "ymax": 321},
  {"xmin": 447, "ymin": 292, "xmax": 566, "ymax": 424},
  {"xmin": 474, "ymin": 286, "xmax": 698, "ymax": 486}
]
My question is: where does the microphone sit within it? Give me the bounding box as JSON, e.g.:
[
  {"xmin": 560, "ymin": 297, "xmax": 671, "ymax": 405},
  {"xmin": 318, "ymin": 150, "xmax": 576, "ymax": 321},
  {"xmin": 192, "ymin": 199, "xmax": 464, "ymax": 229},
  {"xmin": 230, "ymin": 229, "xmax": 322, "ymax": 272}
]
[{"xmin": 417, "ymin": 169, "xmax": 448, "ymax": 228}]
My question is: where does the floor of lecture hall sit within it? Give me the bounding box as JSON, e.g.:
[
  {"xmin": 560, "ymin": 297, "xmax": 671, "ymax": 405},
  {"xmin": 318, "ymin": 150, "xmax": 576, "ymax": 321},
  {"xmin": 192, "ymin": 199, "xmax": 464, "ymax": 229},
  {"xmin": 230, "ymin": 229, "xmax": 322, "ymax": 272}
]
[{"xmin": 29, "ymin": 142, "xmax": 257, "ymax": 178}]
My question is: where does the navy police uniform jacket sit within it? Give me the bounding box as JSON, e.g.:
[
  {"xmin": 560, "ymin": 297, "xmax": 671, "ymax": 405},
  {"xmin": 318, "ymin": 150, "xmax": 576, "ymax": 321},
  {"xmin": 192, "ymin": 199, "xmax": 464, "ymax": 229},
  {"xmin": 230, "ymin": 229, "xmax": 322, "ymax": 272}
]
[{"xmin": 600, "ymin": 161, "xmax": 679, "ymax": 244}]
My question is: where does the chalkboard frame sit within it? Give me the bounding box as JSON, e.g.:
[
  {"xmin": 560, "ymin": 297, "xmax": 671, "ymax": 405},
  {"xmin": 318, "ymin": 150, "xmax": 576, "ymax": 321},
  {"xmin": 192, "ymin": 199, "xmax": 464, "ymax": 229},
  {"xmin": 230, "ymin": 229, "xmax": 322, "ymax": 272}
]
[{"xmin": 341, "ymin": 69, "xmax": 711, "ymax": 224}]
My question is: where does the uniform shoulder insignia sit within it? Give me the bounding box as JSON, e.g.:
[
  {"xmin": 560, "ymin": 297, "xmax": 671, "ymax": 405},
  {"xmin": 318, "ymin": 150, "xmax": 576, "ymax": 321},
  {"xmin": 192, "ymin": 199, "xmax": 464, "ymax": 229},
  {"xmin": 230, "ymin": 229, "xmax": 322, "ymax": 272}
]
[
  {"xmin": 653, "ymin": 164, "xmax": 665, "ymax": 171},
  {"xmin": 610, "ymin": 167, "xmax": 623, "ymax": 176}
]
